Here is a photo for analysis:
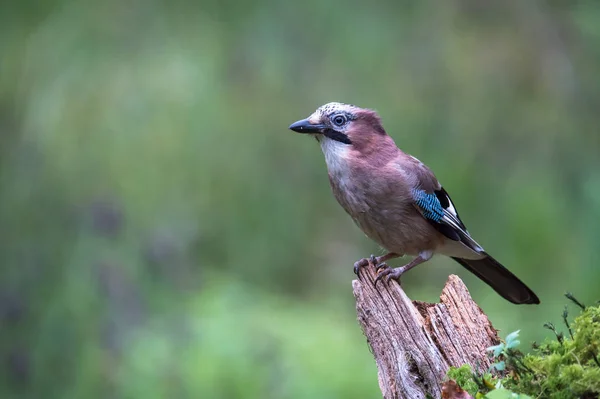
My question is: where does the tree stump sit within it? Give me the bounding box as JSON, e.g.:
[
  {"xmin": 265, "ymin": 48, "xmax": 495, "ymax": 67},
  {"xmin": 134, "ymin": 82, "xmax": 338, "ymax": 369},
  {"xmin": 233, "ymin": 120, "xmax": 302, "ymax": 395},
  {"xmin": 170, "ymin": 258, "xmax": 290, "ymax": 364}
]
[{"xmin": 353, "ymin": 266, "xmax": 500, "ymax": 399}]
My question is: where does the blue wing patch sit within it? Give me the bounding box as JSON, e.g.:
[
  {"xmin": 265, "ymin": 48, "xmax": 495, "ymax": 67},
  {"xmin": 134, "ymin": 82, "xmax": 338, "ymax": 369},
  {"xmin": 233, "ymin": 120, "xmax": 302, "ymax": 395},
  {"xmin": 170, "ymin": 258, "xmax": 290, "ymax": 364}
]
[{"xmin": 412, "ymin": 189, "xmax": 444, "ymax": 223}]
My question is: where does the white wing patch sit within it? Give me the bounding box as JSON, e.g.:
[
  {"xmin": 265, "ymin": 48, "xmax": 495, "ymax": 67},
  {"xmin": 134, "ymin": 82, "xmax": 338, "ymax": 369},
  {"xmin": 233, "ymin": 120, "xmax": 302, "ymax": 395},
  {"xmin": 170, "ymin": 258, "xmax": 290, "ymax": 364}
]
[
  {"xmin": 438, "ymin": 189, "xmax": 485, "ymax": 253},
  {"xmin": 444, "ymin": 194, "xmax": 458, "ymax": 218}
]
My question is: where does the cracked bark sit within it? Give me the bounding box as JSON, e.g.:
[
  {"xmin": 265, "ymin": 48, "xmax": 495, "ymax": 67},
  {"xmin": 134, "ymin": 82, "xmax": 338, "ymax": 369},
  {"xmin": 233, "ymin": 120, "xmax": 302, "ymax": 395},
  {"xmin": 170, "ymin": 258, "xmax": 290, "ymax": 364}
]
[{"xmin": 353, "ymin": 267, "xmax": 500, "ymax": 399}]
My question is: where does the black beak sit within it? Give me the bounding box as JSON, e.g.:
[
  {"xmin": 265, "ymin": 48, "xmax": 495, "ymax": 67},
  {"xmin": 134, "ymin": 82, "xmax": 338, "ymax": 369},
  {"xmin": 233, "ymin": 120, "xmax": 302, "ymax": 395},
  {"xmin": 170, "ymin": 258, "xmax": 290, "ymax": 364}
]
[{"xmin": 288, "ymin": 118, "xmax": 326, "ymax": 134}]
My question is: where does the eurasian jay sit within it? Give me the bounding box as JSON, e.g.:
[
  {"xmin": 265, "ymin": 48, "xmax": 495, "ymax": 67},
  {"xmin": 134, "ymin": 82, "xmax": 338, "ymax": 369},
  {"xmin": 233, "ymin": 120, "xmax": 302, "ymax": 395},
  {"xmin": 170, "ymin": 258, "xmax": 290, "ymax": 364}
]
[{"xmin": 289, "ymin": 102, "xmax": 539, "ymax": 305}]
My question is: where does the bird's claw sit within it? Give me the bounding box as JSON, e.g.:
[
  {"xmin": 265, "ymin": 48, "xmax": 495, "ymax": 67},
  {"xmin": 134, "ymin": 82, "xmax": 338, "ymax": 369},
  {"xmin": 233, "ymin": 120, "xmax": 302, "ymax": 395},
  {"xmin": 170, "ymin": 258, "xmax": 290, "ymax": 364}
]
[
  {"xmin": 355, "ymin": 254, "xmax": 400, "ymax": 283},
  {"xmin": 354, "ymin": 254, "xmax": 380, "ymax": 279},
  {"xmin": 373, "ymin": 263, "xmax": 390, "ymax": 286},
  {"xmin": 375, "ymin": 266, "xmax": 405, "ymax": 286},
  {"xmin": 353, "ymin": 257, "xmax": 370, "ymax": 277},
  {"xmin": 369, "ymin": 254, "xmax": 377, "ymax": 266},
  {"xmin": 375, "ymin": 262, "xmax": 389, "ymax": 272}
]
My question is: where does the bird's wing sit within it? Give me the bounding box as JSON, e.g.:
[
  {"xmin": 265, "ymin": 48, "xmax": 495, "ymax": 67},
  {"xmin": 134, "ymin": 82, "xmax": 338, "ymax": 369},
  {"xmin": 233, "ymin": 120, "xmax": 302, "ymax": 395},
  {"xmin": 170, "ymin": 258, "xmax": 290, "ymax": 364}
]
[
  {"xmin": 411, "ymin": 186, "xmax": 484, "ymax": 253},
  {"xmin": 393, "ymin": 153, "xmax": 484, "ymax": 253}
]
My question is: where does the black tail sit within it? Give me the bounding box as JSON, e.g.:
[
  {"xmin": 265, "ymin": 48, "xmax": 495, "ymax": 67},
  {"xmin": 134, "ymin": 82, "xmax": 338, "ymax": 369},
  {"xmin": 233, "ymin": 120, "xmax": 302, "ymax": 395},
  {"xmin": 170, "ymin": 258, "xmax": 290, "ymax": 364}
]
[{"xmin": 451, "ymin": 253, "xmax": 540, "ymax": 305}]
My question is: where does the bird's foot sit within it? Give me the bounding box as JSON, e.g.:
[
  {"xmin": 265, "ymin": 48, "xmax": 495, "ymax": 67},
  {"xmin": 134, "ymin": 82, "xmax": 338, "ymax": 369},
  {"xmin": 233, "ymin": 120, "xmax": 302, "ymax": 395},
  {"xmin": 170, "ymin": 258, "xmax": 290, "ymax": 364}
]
[
  {"xmin": 353, "ymin": 257, "xmax": 370, "ymax": 276},
  {"xmin": 374, "ymin": 255, "xmax": 427, "ymax": 286},
  {"xmin": 375, "ymin": 265, "xmax": 407, "ymax": 286},
  {"xmin": 375, "ymin": 262, "xmax": 389, "ymax": 272},
  {"xmin": 353, "ymin": 254, "xmax": 378, "ymax": 277},
  {"xmin": 353, "ymin": 254, "xmax": 386, "ymax": 278}
]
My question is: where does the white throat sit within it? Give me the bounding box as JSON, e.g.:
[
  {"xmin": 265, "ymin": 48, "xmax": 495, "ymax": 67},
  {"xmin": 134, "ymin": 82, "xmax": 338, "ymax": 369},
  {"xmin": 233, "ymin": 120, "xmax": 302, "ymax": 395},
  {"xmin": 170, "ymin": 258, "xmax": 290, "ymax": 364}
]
[{"xmin": 319, "ymin": 136, "xmax": 350, "ymax": 176}]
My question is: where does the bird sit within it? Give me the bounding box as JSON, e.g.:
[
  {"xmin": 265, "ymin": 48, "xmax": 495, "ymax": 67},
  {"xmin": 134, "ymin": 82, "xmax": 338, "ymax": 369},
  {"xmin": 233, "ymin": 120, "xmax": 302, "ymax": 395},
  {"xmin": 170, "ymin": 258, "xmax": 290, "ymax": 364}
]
[{"xmin": 288, "ymin": 102, "xmax": 539, "ymax": 305}]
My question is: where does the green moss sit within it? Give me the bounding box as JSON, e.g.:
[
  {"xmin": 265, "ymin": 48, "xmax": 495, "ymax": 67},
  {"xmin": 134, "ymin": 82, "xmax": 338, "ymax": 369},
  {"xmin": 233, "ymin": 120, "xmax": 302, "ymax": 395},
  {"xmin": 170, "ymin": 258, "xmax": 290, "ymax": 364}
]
[
  {"xmin": 446, "ymin": 365, "xmax": 480, "ymax": 396},
  {"xmin": 572, "ymin": 305, "xmax": 600, "ymax": 364},
  {"xmin": 446, "ymin": 302, "xmax": 600, "ymax": 399}
]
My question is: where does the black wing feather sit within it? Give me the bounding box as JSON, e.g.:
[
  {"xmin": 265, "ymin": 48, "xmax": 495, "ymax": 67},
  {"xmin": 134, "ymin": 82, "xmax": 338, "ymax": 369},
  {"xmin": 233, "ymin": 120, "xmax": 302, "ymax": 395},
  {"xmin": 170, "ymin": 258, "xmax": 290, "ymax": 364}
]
[{"xmin": 413, "ymin": 187, "xmax": 483, "ymax": 253}]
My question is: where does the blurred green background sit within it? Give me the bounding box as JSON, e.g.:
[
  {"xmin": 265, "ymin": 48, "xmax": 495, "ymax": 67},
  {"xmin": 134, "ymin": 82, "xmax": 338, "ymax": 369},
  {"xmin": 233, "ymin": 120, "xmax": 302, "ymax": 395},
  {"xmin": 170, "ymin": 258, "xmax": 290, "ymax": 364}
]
[{"xmin": 2, "ymin": 0, "xmax": 600, "ymax": 397}]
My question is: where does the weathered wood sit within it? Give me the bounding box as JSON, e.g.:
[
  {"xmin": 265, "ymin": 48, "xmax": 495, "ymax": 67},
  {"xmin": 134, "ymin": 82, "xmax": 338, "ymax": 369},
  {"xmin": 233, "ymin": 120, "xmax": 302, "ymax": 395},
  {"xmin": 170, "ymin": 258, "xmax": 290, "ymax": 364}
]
[{"xmin": 353, "ymin": 266, "xmax": 499, "ymax": 399}]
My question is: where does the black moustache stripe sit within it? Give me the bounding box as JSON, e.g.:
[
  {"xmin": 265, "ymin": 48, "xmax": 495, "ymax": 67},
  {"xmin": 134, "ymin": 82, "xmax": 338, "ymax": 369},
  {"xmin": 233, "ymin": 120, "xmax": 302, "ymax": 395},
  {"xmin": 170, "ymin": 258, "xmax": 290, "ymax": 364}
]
[{"xmin": 324, "ymin": 129, "xmax": 352, "ymax": 145}]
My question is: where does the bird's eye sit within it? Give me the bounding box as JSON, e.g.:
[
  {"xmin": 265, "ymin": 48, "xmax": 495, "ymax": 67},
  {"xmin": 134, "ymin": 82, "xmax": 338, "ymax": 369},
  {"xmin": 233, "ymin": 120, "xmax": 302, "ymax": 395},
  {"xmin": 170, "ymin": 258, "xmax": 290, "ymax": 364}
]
[{"xmin": 332, "ymin": 114, "xmax": 347, "ymax": 127}]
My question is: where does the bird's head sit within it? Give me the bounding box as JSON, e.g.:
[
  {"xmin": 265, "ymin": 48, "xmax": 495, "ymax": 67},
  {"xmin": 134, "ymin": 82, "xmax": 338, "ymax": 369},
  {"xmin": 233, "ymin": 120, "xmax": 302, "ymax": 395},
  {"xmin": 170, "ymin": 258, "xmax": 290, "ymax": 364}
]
[{"xmin": 288, "ymin": 102, "xmax": 387, "ymax": 147}]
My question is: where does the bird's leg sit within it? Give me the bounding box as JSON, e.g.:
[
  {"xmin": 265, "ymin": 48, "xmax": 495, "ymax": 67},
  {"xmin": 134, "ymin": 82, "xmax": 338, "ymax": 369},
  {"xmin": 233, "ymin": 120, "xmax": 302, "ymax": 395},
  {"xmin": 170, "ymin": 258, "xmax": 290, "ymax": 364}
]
[
  {"xmin": 375, "ymin": 255, "xmax": 429, "ymax": 285},
  {"xmin": 353, "ymin": 252, "xmax": 401, "ymax": 277}
]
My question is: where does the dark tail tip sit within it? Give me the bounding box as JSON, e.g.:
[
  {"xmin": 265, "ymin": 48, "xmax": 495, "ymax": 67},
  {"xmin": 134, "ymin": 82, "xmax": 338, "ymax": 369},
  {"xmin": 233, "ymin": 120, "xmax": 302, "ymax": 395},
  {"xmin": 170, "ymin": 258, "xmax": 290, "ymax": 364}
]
[{"xmin": 452, "ymin": 254, "xmax": 540, "ymax": 305}]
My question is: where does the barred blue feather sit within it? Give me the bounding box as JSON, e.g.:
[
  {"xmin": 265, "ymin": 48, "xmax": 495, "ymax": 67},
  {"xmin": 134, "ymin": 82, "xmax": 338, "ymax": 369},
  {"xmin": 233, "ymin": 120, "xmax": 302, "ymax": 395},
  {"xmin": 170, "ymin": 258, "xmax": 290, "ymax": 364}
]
[{"xmin": 412, "ymin": 189, "xmax": 444, "ymax": 222}]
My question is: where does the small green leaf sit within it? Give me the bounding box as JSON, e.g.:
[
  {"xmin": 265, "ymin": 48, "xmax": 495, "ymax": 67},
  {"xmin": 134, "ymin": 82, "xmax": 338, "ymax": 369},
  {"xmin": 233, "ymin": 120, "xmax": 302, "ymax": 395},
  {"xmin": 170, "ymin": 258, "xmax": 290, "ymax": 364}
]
[
  {"xmin": 505, "ymin": 330, "xmax": 520, "ymax": 344},
  {"xmin": 487, "ymin": 343, "xmax": 505, "ymax": 358},
  {"xmin": 506, "ymin": 339, "xmax": 520, "ymax": 349},
  {"xmin": 485, "ymin": 388, "xmax": 533, "ymax": 399},
  {"xmin": 492, "ymin": 361, "xmax": 505, "ymax": 371},
  {"xmin": 485, "ymin": 389, "xmax": 512, "ymax": 399},
  {"xmin": 504, "ymin": 330, "xmax": 521, "ymax": 349}
]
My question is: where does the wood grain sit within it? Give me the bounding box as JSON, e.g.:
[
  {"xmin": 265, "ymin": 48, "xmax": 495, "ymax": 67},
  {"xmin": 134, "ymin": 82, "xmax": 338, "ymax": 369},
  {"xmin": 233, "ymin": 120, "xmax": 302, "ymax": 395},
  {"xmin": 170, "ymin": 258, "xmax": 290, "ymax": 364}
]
[{"xmin": 353, "ymin": 266, "xmax": 499, "ymax": 399}]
